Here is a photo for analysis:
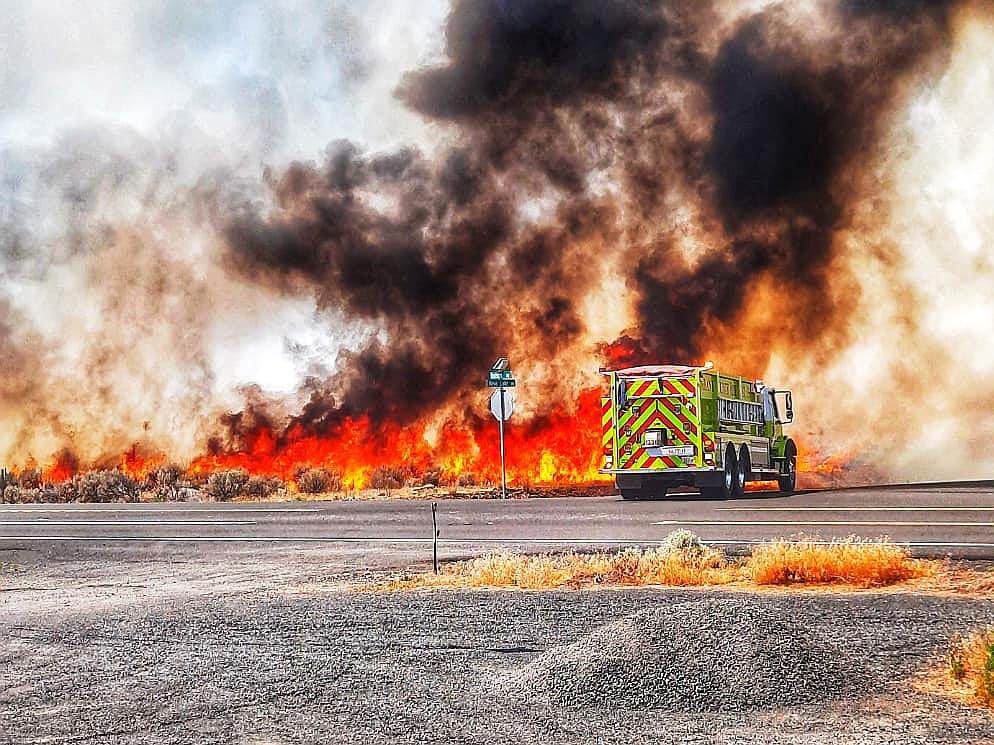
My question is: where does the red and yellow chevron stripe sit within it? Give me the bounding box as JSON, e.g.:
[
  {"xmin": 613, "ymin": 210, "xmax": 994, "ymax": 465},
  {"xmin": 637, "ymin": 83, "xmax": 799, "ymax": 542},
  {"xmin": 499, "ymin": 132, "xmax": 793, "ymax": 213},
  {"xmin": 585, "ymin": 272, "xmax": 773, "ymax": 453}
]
[
  {"xmin": 601, "ymin": 397, "xmax": 612, "ymax": 454},
  {"xmin": 614, "ymin": 375, "xmax": 701, "ymax": 470}
]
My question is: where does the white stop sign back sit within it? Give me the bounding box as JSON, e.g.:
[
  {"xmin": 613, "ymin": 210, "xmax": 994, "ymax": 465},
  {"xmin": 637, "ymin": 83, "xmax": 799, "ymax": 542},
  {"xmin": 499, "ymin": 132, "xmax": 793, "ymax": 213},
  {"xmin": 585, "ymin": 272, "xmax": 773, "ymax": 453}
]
[{"xmin": 489, "ymin": 388, "xmax": 514, "ymax": 421}]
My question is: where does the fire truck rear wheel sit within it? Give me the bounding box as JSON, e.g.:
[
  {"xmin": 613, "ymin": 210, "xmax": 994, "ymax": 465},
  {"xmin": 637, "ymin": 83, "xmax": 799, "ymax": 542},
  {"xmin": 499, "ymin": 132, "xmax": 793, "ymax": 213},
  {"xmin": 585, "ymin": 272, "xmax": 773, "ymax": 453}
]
[
  {"xmin": 700, "ymin": 445, "xmax": 737, "ymax": 499},
  {"xmin": 778, "ymin": 440, "xmax": 797, "ymax": 495},
  {"xmin": 735, "ymin": 446, "xmax": 749, "ymax": 497}
]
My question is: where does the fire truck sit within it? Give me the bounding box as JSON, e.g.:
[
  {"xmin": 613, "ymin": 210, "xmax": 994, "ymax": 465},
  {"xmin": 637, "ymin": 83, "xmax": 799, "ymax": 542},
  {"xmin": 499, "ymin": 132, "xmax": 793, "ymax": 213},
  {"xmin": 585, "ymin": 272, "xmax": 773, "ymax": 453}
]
[{"xmin": 599, "ymin": 362, "xmax": 796, "ymax": 500}]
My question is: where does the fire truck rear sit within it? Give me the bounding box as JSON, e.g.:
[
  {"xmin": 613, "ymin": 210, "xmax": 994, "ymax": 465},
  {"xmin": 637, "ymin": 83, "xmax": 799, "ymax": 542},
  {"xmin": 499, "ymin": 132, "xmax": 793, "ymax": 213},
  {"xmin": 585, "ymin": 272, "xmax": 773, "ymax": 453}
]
[{"xmin": 600, "ymin": 363, "xmax": 796, "ymax": 500}]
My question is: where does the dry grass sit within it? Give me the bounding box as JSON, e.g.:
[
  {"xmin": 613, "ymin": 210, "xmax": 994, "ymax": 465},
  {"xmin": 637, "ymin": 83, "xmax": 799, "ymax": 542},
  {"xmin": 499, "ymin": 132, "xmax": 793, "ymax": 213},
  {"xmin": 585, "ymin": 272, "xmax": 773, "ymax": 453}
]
[
  {"xmin": 933, "ymin": 628, "xmax": 994, "ymax": 709},
  {"xmin": 377, "ymin": 546, "xmax": 737, "ymax": 591},
  {"xmin": 369, "ymin": 533, "xmax": 942, "ymax": 592},
  {"xmin": 746, "ymin": 536, "xmax": 932, "ymax": 587}
]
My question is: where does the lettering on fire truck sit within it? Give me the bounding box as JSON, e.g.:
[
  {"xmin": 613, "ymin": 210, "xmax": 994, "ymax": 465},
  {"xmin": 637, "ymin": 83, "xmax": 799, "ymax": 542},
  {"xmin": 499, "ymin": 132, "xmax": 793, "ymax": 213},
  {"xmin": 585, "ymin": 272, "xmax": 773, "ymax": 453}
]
[{"xmin": 717, "ymin": 398, "xmax": 764, "ymax": 425}]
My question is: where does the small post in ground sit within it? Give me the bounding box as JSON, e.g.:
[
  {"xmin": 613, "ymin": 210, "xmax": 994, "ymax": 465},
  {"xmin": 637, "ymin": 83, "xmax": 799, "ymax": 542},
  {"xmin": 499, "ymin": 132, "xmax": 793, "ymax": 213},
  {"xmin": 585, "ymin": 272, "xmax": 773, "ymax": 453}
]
[{"xmin": 431, "ymin": 501, "xmax": 439, "ymax": 574}]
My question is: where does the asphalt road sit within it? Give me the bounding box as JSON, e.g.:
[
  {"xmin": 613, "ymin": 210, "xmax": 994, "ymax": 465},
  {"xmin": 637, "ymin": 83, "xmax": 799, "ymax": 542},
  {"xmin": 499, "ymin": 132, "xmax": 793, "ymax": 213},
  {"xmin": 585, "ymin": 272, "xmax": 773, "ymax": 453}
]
[{"xmin": 2, "ymin": 482, "xmax": 993, "ymax": 559}]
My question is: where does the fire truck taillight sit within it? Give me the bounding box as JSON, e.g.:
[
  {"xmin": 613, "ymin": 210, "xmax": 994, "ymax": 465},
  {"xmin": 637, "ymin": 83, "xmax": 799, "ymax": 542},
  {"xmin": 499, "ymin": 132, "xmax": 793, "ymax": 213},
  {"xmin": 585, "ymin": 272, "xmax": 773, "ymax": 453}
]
[{"xmin": 604, "ymin": 454, "xmax": 613, "ymax": 468}]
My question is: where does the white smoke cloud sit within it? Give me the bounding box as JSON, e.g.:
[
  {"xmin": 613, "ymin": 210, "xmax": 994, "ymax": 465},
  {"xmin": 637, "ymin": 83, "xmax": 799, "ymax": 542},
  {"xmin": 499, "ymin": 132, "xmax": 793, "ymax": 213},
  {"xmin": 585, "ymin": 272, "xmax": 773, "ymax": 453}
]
[
  {"xmin": 0, "ymin": 0, "xmax": 448, "ymax": 464},
  {"xmin": 764, "ymin": 3, "xmax": 994, "ymax": 483}
]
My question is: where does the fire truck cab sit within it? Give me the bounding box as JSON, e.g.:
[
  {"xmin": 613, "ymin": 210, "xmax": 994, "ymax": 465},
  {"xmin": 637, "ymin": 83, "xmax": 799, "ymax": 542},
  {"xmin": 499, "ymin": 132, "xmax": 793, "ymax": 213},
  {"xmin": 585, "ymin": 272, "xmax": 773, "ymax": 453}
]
[{"xmin": 599, "ymin": 363, "xmax": 796, "ymax": 500}]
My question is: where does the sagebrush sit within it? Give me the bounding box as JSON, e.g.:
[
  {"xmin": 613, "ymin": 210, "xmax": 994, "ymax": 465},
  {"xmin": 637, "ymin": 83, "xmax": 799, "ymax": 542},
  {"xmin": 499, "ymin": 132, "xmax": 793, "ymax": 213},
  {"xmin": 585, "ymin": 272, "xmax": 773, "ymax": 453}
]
[
  {"xmin": 368, "ymin": 464, "xmax": 413, "ymax": 490},
  {"xmin": 203, "ymin": 469, "xmax": 251, "ymax": 501},
  {"xmin": 295, "ymin": 468, "xmax": 341, "ymax": 494},
  {"xmin": 74, "ymin": 471, "xmax": 140, "ymax": 503}
]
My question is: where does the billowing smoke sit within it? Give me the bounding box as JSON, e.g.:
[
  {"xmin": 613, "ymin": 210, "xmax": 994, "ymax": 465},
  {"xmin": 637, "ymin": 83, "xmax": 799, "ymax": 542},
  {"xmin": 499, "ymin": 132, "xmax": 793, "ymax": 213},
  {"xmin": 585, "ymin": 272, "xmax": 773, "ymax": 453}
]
[{"xmin": 1, "ymin": 0, "xmax": 992, "ymax": 484}]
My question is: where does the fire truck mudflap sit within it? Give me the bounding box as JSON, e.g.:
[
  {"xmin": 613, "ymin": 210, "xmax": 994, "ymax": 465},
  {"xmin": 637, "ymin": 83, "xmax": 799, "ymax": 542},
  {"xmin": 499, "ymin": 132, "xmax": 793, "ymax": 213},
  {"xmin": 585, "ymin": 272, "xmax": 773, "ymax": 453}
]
[{"xmin": 600, "ymin": 363, "xmax": 796, "ymax": 500}]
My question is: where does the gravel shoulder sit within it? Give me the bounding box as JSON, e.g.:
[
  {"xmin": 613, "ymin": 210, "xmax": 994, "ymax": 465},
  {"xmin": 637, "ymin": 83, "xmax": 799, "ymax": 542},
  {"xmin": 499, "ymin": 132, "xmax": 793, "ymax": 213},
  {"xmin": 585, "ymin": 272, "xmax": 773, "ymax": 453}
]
[{"xmin": 2, "ymin": 549, "xmax": 994, "ymax": 744}]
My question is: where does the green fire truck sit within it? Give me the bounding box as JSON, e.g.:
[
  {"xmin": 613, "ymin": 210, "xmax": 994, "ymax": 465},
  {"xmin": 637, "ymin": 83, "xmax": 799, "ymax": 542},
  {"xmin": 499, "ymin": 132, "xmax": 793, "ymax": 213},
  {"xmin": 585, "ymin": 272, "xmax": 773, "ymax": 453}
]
[{"xmin": 599, "ymin": 363, "xmax": 796, "ymax": 500}]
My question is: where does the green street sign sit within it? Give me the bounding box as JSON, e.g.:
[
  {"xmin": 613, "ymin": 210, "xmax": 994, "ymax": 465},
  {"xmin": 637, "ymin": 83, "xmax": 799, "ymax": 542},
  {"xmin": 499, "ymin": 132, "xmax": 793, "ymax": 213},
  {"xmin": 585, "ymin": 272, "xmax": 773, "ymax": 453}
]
[
  {"xmin": 487, "ymin": 379, "xmax": 516, "ymax": 388},
  {"xmin": 488, "ymin": 369, "xmax": 514, "ymax": 381}
]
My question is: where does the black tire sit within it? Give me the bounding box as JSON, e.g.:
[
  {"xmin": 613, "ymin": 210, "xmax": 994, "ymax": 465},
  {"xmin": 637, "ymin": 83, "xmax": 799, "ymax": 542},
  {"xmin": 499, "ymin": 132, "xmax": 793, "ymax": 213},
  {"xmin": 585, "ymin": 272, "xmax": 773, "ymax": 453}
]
[
  {"xmin": 702, "ymin": 445, "xmax": 737, "ymax": 499},
  {"xmin": 778, "ymin": 440, "xmax": 797, "ymax": 495},
  {"xmin": 620, "ymin": 487, "xmax": 643, "ymax": 501},
  {"xmin": 735, "ymin": 446, "xmax": 749, "ymax": 498}
]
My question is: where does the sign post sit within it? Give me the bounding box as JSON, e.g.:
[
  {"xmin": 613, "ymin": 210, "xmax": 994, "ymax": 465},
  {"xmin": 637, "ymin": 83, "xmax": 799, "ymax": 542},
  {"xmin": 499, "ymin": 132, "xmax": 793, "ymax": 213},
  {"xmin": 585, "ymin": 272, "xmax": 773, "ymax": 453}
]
[{"xmin": 488, "ymin": 358, "xmax": 515, "ymax": 499}]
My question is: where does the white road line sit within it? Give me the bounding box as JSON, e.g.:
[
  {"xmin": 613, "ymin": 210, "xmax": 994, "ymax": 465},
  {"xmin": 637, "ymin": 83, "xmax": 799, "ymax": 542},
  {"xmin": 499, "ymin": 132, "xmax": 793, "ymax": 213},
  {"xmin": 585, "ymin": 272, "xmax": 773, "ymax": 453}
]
[
  {"xmin": 704, "ymin": 539, "xmax": 994, "ymax": 549},
  {"xmin": 653, "ymin": 519, "xmax": 994, "ymax": 527},
  {"xmin": 717, "ymin": 507, "xmax": 994, "ymax": 512},
  {"xmin": 0, "ymin": 508, "xmax": 320, "ymax": 513},
  {"xmin": 0, "ymin": 520, "xmax": 257, "ymax": 526},
  {"xmin": 1, "ymin": 536, "xmax": 994, "ymax": 550},
  {"xmin": 0, "ymin": 536, "xmax": 643, "ymax": 543}
]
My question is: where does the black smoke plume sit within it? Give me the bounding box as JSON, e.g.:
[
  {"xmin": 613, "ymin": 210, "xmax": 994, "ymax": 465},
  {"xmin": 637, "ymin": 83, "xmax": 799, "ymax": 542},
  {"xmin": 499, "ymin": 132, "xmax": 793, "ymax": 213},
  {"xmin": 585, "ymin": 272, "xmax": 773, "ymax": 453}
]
[{"xmin": 217, "ymin": 0, "xmax": 962, "ymax": 447}]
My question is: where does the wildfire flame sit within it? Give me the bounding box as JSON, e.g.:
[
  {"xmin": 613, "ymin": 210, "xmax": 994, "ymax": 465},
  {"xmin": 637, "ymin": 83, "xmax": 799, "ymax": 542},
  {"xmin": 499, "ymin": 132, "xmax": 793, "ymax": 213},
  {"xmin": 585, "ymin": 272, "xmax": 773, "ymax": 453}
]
[
  {"xmin": 12, "ymin": 386, "xmax": 863, "ymax": 493},
  {"xmin": 187, "ymin": 387, "xmax": 608, "ymax": 489}
]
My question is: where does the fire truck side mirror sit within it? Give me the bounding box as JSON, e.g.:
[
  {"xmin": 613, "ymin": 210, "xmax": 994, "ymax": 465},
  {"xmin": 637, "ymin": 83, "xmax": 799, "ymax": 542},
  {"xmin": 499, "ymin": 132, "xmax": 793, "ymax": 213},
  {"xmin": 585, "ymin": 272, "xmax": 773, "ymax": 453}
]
[
  {"xmin": 616, "ymin": 379, "xmax": 629, "ymax": 411},
  {"xmin": 773, "ymin": 390, "xmax": 793, "ymax": 424}
]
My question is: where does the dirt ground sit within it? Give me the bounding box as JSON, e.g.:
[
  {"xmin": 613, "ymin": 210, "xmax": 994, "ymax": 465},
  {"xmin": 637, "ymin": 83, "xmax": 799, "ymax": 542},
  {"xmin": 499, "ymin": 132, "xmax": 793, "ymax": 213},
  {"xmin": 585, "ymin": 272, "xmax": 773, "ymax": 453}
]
[{"xmin": 2, "ymin": 546, "xmax": 994, "ymax": 744}]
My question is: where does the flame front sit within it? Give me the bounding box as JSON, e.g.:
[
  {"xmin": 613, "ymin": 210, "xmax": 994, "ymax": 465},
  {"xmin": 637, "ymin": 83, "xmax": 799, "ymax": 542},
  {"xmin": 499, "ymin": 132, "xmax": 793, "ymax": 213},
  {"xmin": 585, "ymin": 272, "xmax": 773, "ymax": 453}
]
[
  {"xmin": 183, "ymin": 387, "xmax": 607, "ymax": 489},
  {"xmin": 19, "ymin": 384, "xmax": 852, "ymax": 491}
]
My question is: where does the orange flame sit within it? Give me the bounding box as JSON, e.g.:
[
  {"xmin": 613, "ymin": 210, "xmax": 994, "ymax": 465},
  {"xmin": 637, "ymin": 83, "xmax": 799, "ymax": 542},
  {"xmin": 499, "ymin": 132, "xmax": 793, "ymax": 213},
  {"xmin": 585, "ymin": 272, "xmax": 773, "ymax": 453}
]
[
  {"xmin": 18, "ymin": 386, "xmax": 865, "ymax": 492},
  {"xmin": 120, "ymin": 446, "xmax": 166, "ymax": 483},
  {"xmin": 188, "ymin": 387, "xmax": 608, "ymax": 488}
]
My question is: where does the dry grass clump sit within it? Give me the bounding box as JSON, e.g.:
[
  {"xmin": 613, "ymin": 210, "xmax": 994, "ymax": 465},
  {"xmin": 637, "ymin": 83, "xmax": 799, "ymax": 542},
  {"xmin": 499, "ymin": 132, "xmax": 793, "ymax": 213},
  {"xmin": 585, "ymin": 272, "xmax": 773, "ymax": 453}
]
[
  {"xmin": 377, "ymin": 535, "xmax": 737, "ymax": 591},
  {"xmin": 940, "ymin": 627, "xmax": 994, "ymax": 709},
  {"xmin": 747, "ymin": 536, "xmax": 931, "ymax": 587},
  {"xmin": 371, "ymin": 532, "xmax": 943, "ymax": 592},
  {"xmin": 944, "ymin": 628, "xmax": 994, "ymax": 707},
  {"xmin": 410, "ymin": 548, "xmax": 734, "ymax": 590}
]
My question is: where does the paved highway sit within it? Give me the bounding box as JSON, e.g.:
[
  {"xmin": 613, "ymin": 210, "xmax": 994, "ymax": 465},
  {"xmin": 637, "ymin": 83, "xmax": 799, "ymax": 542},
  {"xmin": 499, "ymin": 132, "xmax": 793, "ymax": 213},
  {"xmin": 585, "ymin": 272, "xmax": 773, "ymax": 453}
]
[{"xmin": 2, "ymin": 482, "xmax": 993, "ymax": 559}]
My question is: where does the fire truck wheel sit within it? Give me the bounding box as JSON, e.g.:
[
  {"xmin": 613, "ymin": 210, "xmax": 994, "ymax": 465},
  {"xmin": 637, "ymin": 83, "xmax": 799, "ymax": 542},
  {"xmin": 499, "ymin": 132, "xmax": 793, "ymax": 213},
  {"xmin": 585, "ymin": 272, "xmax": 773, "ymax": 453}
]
[
  {"xmin": 721, "ymin": 445, "xmax": 737, "ymax": 499},
  {"xmin": 778, "ymin": 440, "xmax": 797, "ymax": 495},
  {"xmin": 620, "ymin": 488, "xmax": 642, "ymax": 500},
  {"xmin": 735, "ymin": 446, "xmax": 749, "ymax": 497},
  {"xmin": 701, "ymin": 445, "xmax": 738, "ymax": 499}
]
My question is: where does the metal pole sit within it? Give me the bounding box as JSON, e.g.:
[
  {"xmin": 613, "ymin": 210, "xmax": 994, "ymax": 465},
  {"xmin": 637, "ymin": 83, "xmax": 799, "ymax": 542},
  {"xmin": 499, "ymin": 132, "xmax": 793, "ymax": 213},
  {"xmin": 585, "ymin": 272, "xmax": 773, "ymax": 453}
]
[
  {"xmin": 431, "ymin": 501, "xmax": 439, "ymax": 574},
  {"xmin": 498, "ymin": 385, "xmax": 507, "ymax": 500}
]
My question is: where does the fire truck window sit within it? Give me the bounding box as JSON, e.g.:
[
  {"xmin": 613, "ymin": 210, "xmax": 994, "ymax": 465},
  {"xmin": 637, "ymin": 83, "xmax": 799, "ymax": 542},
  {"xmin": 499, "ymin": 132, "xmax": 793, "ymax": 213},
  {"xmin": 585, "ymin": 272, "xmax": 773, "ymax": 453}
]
[
  {"xmin": 617, "ymin": 380, "xmax": 628, "ymax": 410},
  {"xmin": 762, "ymin": 388, "xmax": 777, "ymax": 422}
]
